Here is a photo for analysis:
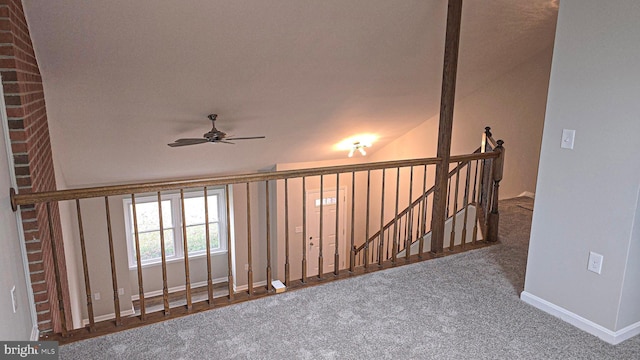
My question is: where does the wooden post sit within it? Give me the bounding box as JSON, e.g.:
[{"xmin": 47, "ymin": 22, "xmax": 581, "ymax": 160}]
[
  {"xmin": 46, "ymin": 203, "xmax": 68, "ymax": 336},
  {"xmin": 430, "ymin": 0, "xmax": 463, "ymax": 254},
  {"xmin": 480, "ymin": 127, "xmax": 493, "ymax": 217},
  {"xmin": 487, "ymin": 140, "xmax": 504, "ymax": 242}
]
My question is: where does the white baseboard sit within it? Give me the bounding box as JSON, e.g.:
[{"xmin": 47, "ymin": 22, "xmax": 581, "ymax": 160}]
[
  {"xmin": 521, "ymin": 291, "xmax": 640, "ymax": 345},
  {"xmin": 130, "ymin": 277, "xmax": 227, "ymax": 301},
  {"xmin": 30, "ymin": 325, "xmax": 39, "ymax": 341},
  {"xmin": 233, "ymin": 280, "xmax": 268, "ymax": 292},
  {"xmin": 518, "ymin": 191, "xmax": 535, "ymax": 199},
  {"xmin": 81, "ymin": 304, "xmax": 135, "ymax": 327}
]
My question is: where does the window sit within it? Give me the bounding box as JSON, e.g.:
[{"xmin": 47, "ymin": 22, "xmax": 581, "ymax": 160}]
[{"xmin": 123, "ymin": 188, "xmax": 227, "ymax": 268}]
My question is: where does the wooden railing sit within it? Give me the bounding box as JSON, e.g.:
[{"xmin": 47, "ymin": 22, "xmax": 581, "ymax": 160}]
[
  {"xmin": 10, "ymin": 127, "xmax": 503, "ymax": 343},
  {"xmin": 353, "ymin": 127, "xmax": 504, "ymax": 267}
]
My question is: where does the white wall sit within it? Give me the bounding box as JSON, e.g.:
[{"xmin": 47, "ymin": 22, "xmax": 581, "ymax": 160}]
[
  {"xmin": 370, "ymin": 46, "xmax": 555, "ymax": 199},
  {"xmin": 0, "ymin": 84, "xmax": 35, "ymax": 340},
  {"xmin": 523, "ymin": 0, "xmax": 640, "ymax": 343}
]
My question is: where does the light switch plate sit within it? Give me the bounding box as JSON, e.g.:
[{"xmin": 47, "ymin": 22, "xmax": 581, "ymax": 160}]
[{"xmin": 561, "ymin": 129, "xmax": 576, "ymax": 149}]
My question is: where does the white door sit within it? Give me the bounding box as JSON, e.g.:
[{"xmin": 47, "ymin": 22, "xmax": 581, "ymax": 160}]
[{"xmin": 306, "ymin": 188, "xmax": 346, "ymax": 277}]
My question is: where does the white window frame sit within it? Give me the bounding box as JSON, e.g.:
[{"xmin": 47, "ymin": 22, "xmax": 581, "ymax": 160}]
[{"xmin": 123, "ymin": 187, "xmax": 228, "ymax": 269}]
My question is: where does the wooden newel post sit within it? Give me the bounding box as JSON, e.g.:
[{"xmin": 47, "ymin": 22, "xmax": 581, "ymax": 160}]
[
  {"xmin": 482, "ymin": 127, "xmax": 492, "ymax": 152},
  {"xmin": 479, "ymin": 126, "xmax": 492, "ymax": 225},
  {"xmin": 487, "ymin": 140, "xmax": 504, "ymax": 242}
]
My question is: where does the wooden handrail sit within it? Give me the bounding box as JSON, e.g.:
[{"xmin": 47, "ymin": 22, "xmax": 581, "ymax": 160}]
[
  {"xmin": 487, "ymin": 136, "xmax": 498, "ymax": 149},
  {"xmin": 354, "ymin": 148, "xmax": 495, "ymax": 253},
  {"xmin": 10, "ymin": 157, "xmax": 448, "ymax": 209}
]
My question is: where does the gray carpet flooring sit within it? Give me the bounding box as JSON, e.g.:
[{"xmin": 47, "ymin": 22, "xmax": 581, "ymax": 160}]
[{"xmin": 59, "ymin": 197, "xmax": 640, "ymax": 359}]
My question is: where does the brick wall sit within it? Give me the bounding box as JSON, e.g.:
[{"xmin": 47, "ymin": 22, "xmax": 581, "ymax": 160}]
[{"xmin": 0, "ymin": 0, "xmax": 71, "ymax": 335}]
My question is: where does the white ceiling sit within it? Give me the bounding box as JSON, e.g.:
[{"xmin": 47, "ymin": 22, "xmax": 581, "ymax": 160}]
[{"xmin": 23, "ymin": 0, "xmax": 558, "ymax": 187}]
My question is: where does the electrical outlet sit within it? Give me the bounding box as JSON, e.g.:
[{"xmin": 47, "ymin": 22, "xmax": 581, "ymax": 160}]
[
  {"xmin": 244, "ymin": 264, "xmax": 249, "ymax": 271},
  {"xmin": 587, "ymin": 251, "xmax": 603, "ymax": 274},
  {"xmin": 118, "ymin": 288, "xmax": 124, "ymax": 296},
  {"xmin": 10, "ymin": 285, "xmax": 17, "ymax": 313},
  {"xmin": 295, "ymin": 226, "xmax": 303, "ymax": 233},
  {"xmin": 94, "ymin": 292, "xmax": 101, "ymax": 301}
]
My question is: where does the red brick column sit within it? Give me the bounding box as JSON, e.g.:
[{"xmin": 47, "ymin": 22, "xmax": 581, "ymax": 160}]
[{"xmin": 0, "ymin": 0, "xmax": 71, "ymax": 335}]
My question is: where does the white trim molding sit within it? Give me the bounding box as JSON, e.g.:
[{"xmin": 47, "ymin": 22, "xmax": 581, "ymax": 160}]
[
  {"xmin": 130, "ymin": 278, "xmax": 227, "ymax": 301},
  {"xmin": 30, "ymin": 325, "xmax": 39, "ymax": 341},
  {"xmin": 521, "ymin": 291, "xmax": 640, "ymax": 345},
  {"xmin": 518, "ymin": 191, "xmax": 535, "ymax": 199},
  {"xmin": 82, "ymin": 304, "xmax": 135, "ymax": 327},
  {"xmin": 233, "ymin": 280, "xmax": 268, "ymax": 293}
]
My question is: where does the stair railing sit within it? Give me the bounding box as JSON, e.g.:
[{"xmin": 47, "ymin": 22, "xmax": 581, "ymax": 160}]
[{"xmin": 354, "ymin": 126, "xmax": 504, "ymax": 265}]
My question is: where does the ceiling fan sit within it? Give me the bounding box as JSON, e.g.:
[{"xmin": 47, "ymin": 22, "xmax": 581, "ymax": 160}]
[{"xmin": 168, "ymin": 114, "xmax": 266, "ymax": 147}]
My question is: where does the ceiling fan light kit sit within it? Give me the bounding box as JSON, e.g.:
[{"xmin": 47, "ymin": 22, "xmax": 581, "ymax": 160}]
[
  {"xmin": 348, "ymin": 141, "xmax": 368, "ymax": 157},
  {"xmin": 168, "ymin": 114, "xmax": 265, "ymax": 147}
]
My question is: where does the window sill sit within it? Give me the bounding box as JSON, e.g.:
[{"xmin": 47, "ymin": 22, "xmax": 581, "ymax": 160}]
[{"xmin": 128, "ymin": 249, "xmax": 228, "ymax": 270}]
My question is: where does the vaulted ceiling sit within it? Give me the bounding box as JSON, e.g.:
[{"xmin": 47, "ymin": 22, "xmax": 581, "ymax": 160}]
[{"xmin": 23, "ymin": 0, "xmax": 558, "ymax": 187}]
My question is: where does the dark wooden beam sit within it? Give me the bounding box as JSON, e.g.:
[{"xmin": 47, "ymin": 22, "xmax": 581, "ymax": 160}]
[{"xmin": 431, "ymin": 0, "xmax": 463, "ymax": 253}]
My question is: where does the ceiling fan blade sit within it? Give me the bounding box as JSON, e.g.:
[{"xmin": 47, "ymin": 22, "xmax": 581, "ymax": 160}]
[
  {"xmin": 174, "ymin": 138, "xmax": 209, "ymax": 143},
  {"xmin": 218, "ymin": 140, "xmax": 236, "ymax": 144},
  {"xmin": 225, "ymin": 136, "xmax": 266, "ymax": 140},
  {"xmin": 168, "ymin": 138, "xmax": 209, "ymax": 147}
]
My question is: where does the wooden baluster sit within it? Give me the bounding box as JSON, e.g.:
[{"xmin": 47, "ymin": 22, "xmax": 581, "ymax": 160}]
[
  {"xmin": 349, "ymin": 172, "xmax": 356, "ymax": 272},
  {"xmin": 419, "ymin": 165, "xmax": 428, "ymax": 256},
  {"xmin": 246, "ymin": 183, "xmax": 253, "ymax": 295},
  {"xmin": 386, "ymin": 230, "xmax": 391, "ymax": 260},
  {"xmin": 446, "ymin": 175, "xmax": 452, "ymax": 218},
  {"xmin": 284, "ymin": 179, "xmax": 291, "ymax": 284},
  {"xmin": 364, "ymin": 170, "xmax": 371, "ymax": 268},
  {"xmin": 372, "ymin": 236, "xmax": 376, "ymax": 264},
  {"xmin": 487, "ymin": 140, "xmax": 504, "ymax": 242},
  {"xmin": 75, "ymin": 199, "xmax": 96, "ymax": 330},
  {"xmin": 104, "ymin": 197, "xmax": 122, "ymax": 325},
  {"xmin": 402, "ymin": 214, "xmax": 408, "ymax": 255},
  {"xmin": 318, "ymin": 175, "xmax": 324, "ymax": 278},
  {"xmin": 129, "ymin": 195, "xmax": 145, "ymax": 320},
  {"xmin": 461, "ymin": 162, "xmax": 471, "ymax": 248},
  {"xmin": 471, "ymin": 159, "xmax": 480, "ymax": 244},
  {"xmin": 156, "ymin": 193, "xmax": 170, "ymax": 315},
  {"xmin": 179, "ymin": 190, "xmax": 192, "ymax": 311},
  {"xmin": 378, "ymin": 169, "xmax": 386, "ymax": 266},
  {"xmin": 392, "ymin": 168, "xmax": 400, "ymax": 263},
  {"xmin": 302, "ymin": 177, "xmax": 307, "ymax": 282},
  {"xmin": 46, "ymin": 202, "xmax": 68, "ymax": 336},
  {"xmin": 421, "ymin": 165, "xmax": 428, "ymax": 236},
  {"xmin": 449, "ymin": 163, "xmax": 460, "ymax": 251},
  {"xmin": 405, "ymin": 167, "xmax": 414, "ymax": 261},
  {"xmin": 415, "ymin": 198, "xmax": 422, "ymax": 245},
  {"xmin": 225, "ymin": 185, "xmax": 234, "ymax": 300},
  {"xmin": 266, "ymin": 181, "xmax": 272, "ymax": 291},
  {"xmin": 334, "ymin": 173, "xmax": 340, "ymax": 275},
  {"xmin": 203, "ymin": 187, "xmax": 214, "ymax": 305}
]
